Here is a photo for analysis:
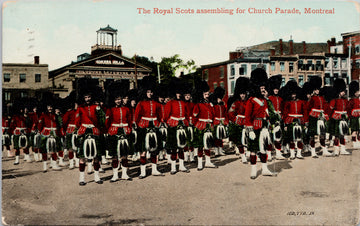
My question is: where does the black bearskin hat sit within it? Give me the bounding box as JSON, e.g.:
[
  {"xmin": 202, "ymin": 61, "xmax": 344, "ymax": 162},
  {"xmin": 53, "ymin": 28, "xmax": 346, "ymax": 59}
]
[
  {"xmin": 39, "ymin": 91, "xmax": 58, "ymax": 113},
  {"xmin": 193, "ymin": 79, "xmax": 210, "ymax": 103},
  {"xmin": 268, "ymin": 74, "xmax": 282, "ymax": 95},
  {"xmin": 183, "ymin": 82, "xmax": 193, "ymax": 95},
  {"xmin": 63, "ymin": 91, "xmax": 76, "ymax": 111},
  {"xmin": 128, "ymin": 89, "xmax": 139, "ymax": 102},
  {"xmin": 76, "ymin": 77, "xmax": 103, "ymax": 105},
  {"xmin": 210, "ymin": 86, "xmax": 225, "ymax": 105},
  {"xmin": 234, "ymin": 76, "xmax": 249, "ymax": 97},
  {"xmin": 299, "ymin": 82, "xmax": 312, "ymax": 101},
  {"xmin": 105, "ymin": 80, "xmax": 130, "ymax": 107},
  {"xmin": 309, "ymin": 76, "xmax": 322, "ymax": 93},
  {"xmin": 167, "ymin": 77, "xmax": 184, "ymax": 98},
  {"xmin": 281, "ymin": 80, "xmax": 300, "ymax": 101},
  {"xmin": 249, "ymin": 68, "xmax": 268, "ymax": 98},
  {"xmin": 349, "ymin": 81, "xmax": 359, "ymax": 98},
  {"xmin": 333, "ymin": 78, "xmax": 347, "ymax": 97},
  {"xmin": 156, "ymin": 83, "xmax": 169, "ymax": 99},
  {"xmin": 138, "ymin": 76, "xmax": 157, "ymax": 100},
  {"xmin": 320, "ymin": 86, "xmax": 335, "ymax": 103}
]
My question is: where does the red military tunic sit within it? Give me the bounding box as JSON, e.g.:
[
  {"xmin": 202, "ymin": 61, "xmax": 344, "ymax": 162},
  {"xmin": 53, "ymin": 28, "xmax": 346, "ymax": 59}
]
[
  {"xmin": 329, "ymin": 98, "xmax": 349, "ymax": 120},
  {"xmin": 134, "ymin": 100, "xmax": 161, "ymax": 128},
  {"xmin": 308, "ymin": 95, "xmax": 329, "ymax": 120},
  {"xmin": 228, "ymin": 100, "xmax": 247, "ymax": 126},
  {"xmin": 213, "ymin": 103, "xmax": 229, "ymax": 126},
  {"xmin": 164, "ymin": 99, "xmax": 189, "ymax": 127},
  {"xmin": 185, "ymin": 101, "xmax": 195, "ymax": 126},
  {"xmin": 192, "ymin": 101, "xmax": 214, "ymax": 130},
  {"xmin": 28, "ymin": 112, "xmax": 40, "ymax": 133},
  {"xmin": 2, "ymin": 117, "xmax": 11, "ymax": 134},
  {"xmin": 268, "ymin": 95, "xmax": 283, "ymax": 115},
  {"xmin": 62, "ymin": 109, "xmax": 77, "ymax": 135},
  {"xmin": 10, "ymin": 115, "xmax": 30, "ymax": 135},
  {"xmin": 348, "ymin": 97, "xmax": 360, "ymax": 118},
  {"xmin": 283, "ymin": 100, "xmax": 308, "ymax": 125},
  {"xmin": 244, "ymin": 97, "xmax": 269, "ymax": 130},
  {"xmin": 38, "ymin": 112, "xmax": 61, "ymax": 136},
  {"xmin": 105, "ymin": 106, "xmax": 132, "ymax": 135},
  {"xmin": 75, "ymin": 104, "xmax": 101, "ymax": 136}
]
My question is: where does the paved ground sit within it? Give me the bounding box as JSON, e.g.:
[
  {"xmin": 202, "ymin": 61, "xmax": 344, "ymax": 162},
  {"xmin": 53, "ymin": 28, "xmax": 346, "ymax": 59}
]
[{"xmin": 2, "ymin": 144, "xmax": 360, "ymax": 225}]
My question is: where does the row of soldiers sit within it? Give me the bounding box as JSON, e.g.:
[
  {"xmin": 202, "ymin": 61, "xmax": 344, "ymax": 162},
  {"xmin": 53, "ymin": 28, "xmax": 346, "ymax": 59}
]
[{"xmin": 3, "ymin": 68, "xmax": 359, "ymax": 184}]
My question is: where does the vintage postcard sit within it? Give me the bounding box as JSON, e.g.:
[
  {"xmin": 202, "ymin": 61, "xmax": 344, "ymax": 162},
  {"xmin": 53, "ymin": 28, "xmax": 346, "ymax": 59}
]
[{"xmin": 2, "ymin": 0, "xmax": 360, "ymax": 225}]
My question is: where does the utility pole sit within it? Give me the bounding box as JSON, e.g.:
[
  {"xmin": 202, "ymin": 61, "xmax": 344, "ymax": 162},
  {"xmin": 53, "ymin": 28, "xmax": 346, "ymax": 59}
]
[
  {"xmin": 134, "ymin": 54, "xmax": 138, "ymax": 89},
  {"xmin": 157, "ymin": 64, "xmax": 161, "ymax": 84}
]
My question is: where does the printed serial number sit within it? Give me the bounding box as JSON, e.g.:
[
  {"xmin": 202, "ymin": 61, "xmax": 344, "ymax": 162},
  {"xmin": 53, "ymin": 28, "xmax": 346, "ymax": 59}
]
[{"xmin": 287, "ymin": 211, "xmax": 315, "ymax": 216}]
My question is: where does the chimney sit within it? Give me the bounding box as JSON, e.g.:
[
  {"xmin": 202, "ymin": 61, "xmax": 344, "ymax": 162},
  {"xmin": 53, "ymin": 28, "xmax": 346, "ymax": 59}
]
[
  {"xmin": 270, "ymin": 47, "xmax": 275, "ymax": 56},
  {"xmin": 302, "ymin": 41, "xmax": 306, "ymax": 54},
  {"xmin": 289, "ymin": 39, "xmax": 294, "ymax": 55},
  {"xmin": 331, "ymin": 37, "xmax": 336, "ymax": 45},
  {"xmin": 327, "ymin": 40, "xmax": 331, "ymax": 53},
  {"xmin": 279, "ymin": 39, "xmax": 283, "ymax": 55},
  {"xmin": 34, "ymin": 56, "xmax": 39, "ymax": 64}
]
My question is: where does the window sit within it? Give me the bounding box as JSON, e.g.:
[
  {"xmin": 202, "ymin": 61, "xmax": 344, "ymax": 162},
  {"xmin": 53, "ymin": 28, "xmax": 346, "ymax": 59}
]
[
  {"xmin": 316, "ymin": 60, "xmax": 323, "ymax": 71},
  {"xmin": 4, "ymin": 92, "xmax": 10, "ymax": 101},
  {"xmin": 20, "ymin": 92, "xmax": 27, "ymax": 98},
  {"xmin": 324, "ymin": 73, "xmax": 331, "ymax": 85},
  {"xmin": 20, "ymin": 73, "xmax": 26, "ymax": 83},
  {"xmin": 213, "ymin": 82, "xmax": 218, "ymax": 90},
  {"xmin": 334, "ymin": 59, "xmax": 338, "ymax": 68},
  {"xmin": 4, "ymin": 73, "xmax": 10, "ymax": 82},
  {"xmin": 230, "ymin": 80, "xmax": 235, "ymax": 95},
  {"xmin": 251, "ymin": 64, "xmax": 257, "ymax": 72},
  {"xmin": 239, "ymin": 64, "xmax": 247, "ymax": 75},
  {"xmin": 219, "ymin": 67, "xmax": 224, "ymax": 79},
  {"xmin": 298, "ymin": 75, "xmax": 304, "ymax": 87},
  {"xmin": 271, "ymin": 62, "xmax": 275, "ymax": 71},
  {"xmin": 355, "ymin": 45, "xmax": 360, "ymax": 54},
  {"xmin": 280, "ymin": 62, "xmax": 285, "ymax": 72},
  {"xmin": 325, "ymin": 59, "xmax": 329, "ymax": 68},
  {"xmin": 220, "ymin": 81, "xmax": 224, "ymax": 88},
  {"xmin": 204, "ymin": 70, "xmax": 209, "ymax": 81},
  {"xmin": 231, "ymin": 65, "xmax": 235, "ymax": 76},
  {"xmin": 281, "ymin": 78, "xmax": 285, "ymax": 87},
  {"xmin": 356, "ymin": 59, "xmax": 360, "ymax": 68},
  {"xmin": 289, "ymin": 62, "xmax": 294, "ymax": 72},
  {"xmin": 334, "ymin": 73, "xmax": 339, "ymax": 79},
  {"xmin": 35, "ymin": 74, "xmax": 41, "ymax": 83}
]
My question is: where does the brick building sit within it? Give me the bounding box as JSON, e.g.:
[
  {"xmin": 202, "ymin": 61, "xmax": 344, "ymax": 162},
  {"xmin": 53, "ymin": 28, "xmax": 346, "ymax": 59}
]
[{"xmin": 342, "ymin": 31, "xmax": 360, "ymax": 81}]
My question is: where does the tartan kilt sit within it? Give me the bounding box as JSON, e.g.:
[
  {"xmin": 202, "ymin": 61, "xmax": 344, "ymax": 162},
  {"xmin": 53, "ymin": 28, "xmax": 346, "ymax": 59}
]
[
  {"xmin": 76, "ymin": 128, "xmax": 100, "ymax": 158},
  {"xmin": 247, "ymin": 129, "xmax": 261, "ymax": 153},
  {"xmin": 328, "ymin": 118, "xmax": 348, "ymax": 137},
  {"xmin": 165, "ymin": 126, "xmax": 177, "ymax": 150},
  {"xmin": 350, "ymin": 117, "xmax": 360, "ymax": 133},
  {"xmin": 107, "ymin": 129, "xmax": 130, "ymax": 157},
  {"xmin": 29, "ymin": 132, "xmax": 36, "ymax": 147},
  {"xmin": 193, "ymin": 124, "xmax": 213, "ymax": 148},
  {"xmin": 13, "ymin": 133, "xmax": 30, "ymax": 150},
  {"xmin": 228, "ymin": 122, "xmax": 243, "ymax": 145}
]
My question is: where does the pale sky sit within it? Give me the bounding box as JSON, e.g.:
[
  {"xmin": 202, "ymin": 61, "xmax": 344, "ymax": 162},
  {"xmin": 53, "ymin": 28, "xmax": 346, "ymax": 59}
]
[{"xmin": 2, "ymin": 0, "xmax": 360, "ymax": 71}]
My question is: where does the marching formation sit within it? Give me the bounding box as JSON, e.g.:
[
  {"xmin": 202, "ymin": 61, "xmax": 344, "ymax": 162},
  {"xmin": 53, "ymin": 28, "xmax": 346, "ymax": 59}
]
[{"xmin": 3, "ymin": 68, "xmax": 359, "ymax": 185}]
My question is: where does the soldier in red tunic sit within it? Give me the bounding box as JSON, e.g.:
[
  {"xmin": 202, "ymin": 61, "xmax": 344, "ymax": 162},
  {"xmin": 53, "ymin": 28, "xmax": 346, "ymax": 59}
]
[
  {"xmin": 282, "ymin": 80, "xmax": 308, "ymax": 160},
  {"xmin": 348, "ymin": 81, "xmax": 360, "ymax": 148},
  {"xmin": 210, "ymin": 87, "xmax": 228, "ymax": 157},
  {"xmin": 192, "ymin": 80, "xmax": 217, "ymax": 170},
  {"xmin": 183, "ymin": 83, "xmax": 196, "ymax": 163},
  {"xmin": 245, "ymin": 68, "xmax": 277, "ymax": 179},
  {"xmin": 38, "ymin": 96, "xmax": 63, "ymax": 172},
  {"xmin": 9, "ymin": 100, "xmax": 32, "ymax": 165},
  {"xmin": 307, "ymin": 76, "xmax": 330, "ymax": 158},
  {"xmin": 164, "ymin": 78, "xmax": 190, "ymax": 174},
  {"xmin": 2, "ymin": 106, "xmax": 12, "ymax": 157},
  {"xmin": 268, "ymin": 75, "xmax": 285, "ymax": 160},
  {"xmin": 75, "ymin": 79, "xmax": 106, "ymax": 185},
  {"xmin": 135, "ymin": 76, "xmax": 164, "ymax": 179},
  {"xmin": 127, "ymin": 89, "xmax": 140, "ymax": 161},
  {"xmin": 329, "ymin": 78, "xmax": 350, "ymax": 156},
  {"xmin": 105, "ymin": 81, "xmax": 133, "ymax": 182},
  {"xmin": 156, "ymin": 84, "xmax": 169, "ymax": 162},
  {"xmin": 28, "ymin": 100, "xmax": 42, "ymax": 162},
  {"xmin": 228, "ymin": 77, "xmax": 249, "ymax": 163},
  {"xmin": 62, "ymin": 92, "xmax": 78, "ymax": 169}
]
